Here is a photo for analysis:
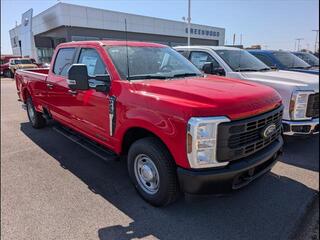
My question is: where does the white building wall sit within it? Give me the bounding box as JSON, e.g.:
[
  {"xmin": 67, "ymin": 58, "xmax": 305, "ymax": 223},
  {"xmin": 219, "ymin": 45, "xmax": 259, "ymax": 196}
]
[{"xmin": 10, "ymin": 2, "xmax": 225, "ymax": 56}]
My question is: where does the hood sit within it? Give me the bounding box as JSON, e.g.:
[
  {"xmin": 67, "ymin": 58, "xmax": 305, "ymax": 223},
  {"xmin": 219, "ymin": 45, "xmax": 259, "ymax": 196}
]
[
  {"xmin": 131, "ymin": 75, "xmax": 281, "ymax": 121},
  {"xmin": 240, "ymin": 70, "xmax": 319, "ymax": 91},
  {"xmin": 17, "ymin": 64, "xmax": 37, "ymax": 69}
]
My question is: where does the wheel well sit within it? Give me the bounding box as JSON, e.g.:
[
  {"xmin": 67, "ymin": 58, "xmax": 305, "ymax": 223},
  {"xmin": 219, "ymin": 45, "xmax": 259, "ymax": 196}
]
[
  {"xmin": 121, "ymin": 127, "xmax": 163, "ymax": 154},
  {"xmin": 23, "ymin": 89, "xmax": 30, "ymax": 103}
]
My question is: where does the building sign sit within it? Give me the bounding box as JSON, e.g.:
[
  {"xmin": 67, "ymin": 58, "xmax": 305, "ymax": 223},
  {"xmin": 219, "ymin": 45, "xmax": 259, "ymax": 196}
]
[
  {"xmin": 20, "ymin": 9, "xmax": 34, "ymax": 58},
  {"xmin": 185, "ymin": 28, "xmax": 220, "ymax": 37}
]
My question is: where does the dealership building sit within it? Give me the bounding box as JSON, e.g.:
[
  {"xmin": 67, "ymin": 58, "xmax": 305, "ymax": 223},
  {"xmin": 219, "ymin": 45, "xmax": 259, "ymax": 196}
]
[{"xmin": 9, "ymin": 2, "xmax": 225, "ymax": 63}]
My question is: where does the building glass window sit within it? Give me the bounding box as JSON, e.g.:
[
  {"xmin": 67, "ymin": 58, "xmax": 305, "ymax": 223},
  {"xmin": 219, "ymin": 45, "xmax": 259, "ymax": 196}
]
[
  {"xmin": 37, "ymin": 48, "xmax": 54, "ymax": 63},
  {"xmin": 217, "ymin": 32, "xmax": 220, "ymax": 37},
  {"xmin": 190, "ymin": 28, "xmax": 193, "ymax": 34}
]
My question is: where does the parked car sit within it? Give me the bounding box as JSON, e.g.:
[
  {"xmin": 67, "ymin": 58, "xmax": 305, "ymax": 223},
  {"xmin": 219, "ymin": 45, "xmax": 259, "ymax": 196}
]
[
  {"xmin": 248, "ymin": 50, "xmax": 319, "ymax": 75},
  {"xmin": 1, "ymin": 55, "xmax": 21, "ymax": 77},
  {"xmin": 15, "ymin": 41, "xmax": 284, "ymax": 206},
  {"xmin": 292, "ymin": 51, "xmax": 319, "ymax": 68},
  {"xmin": 174, "ymin": 46, "xmax": 319, "ymax": 135},
  {"xmin": 8, "ymin": 58, "xmax": 38, "ymax": 78}
]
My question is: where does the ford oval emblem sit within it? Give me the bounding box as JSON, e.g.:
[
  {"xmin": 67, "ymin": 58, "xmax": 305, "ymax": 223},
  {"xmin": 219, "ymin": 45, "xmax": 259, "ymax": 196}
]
[{"xmin": 262, "ymin": 124, "xmax": 277, "ymax": 138}]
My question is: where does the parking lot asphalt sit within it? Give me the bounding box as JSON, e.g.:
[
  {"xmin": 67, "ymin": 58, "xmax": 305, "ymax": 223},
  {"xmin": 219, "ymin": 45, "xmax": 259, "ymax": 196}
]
[{"xmin": 1, "ymin": 78, "xmax": 319, "ymax": 240}]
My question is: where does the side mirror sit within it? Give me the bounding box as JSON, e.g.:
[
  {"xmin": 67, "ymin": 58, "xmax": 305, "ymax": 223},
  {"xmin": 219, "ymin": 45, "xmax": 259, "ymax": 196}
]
[
  {"xmin": 270, "ymin": 65, "xmax": 278, "ymax": 70},
  {"xmin": 67, "ymin": 64, "xmax": 89, "ymax": 91},
  {"xmin": 88, "ymin": 74, "xmax": 111, "ymax": 92},
  {"xmin": 202, "ymin": 62, "xmax": 226, "ymax": 76},
  {"xmin": 67, "ymin": 64, "xmax": 111, "ymax": 92}
]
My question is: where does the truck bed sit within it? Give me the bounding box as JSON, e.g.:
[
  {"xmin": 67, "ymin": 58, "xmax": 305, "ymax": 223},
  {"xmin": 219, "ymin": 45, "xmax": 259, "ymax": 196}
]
[{"xmin": 15, "ymin": 68, "xmax": 49, "ymax": 102}]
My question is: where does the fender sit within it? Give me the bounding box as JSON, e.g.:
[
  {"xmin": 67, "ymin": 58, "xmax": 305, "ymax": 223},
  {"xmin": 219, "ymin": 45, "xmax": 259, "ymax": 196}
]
[{"xmin": 115, "ymin": 107, "xmax": 189, "ymax": 168}]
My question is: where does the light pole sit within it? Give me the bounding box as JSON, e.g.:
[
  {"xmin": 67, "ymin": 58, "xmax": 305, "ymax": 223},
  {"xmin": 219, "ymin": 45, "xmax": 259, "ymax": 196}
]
[
  {"xmin": 182, "ymin": 0, "xmax": 191, "ymax": 46},
  {"xmin": 187, "ymin": 0, "xmax": 191, "ymax": 46},
  {"xmin": 312, "ymin": 30, "xmax": 319, "ymax": 53},
  {"xmin": 295, "ymin": 38, "xmax": 303, "ymax": 51}
]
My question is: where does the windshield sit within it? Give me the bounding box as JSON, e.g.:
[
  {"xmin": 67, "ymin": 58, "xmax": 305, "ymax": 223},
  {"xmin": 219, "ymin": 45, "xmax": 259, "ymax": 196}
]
[
  {"xmin": 14, "ymin": 59, "xmax": 33, "ymax": 64},
  {"xmin": 272, "ymin": 51, "xmax": 310, "ymax": 69},
  {"xmin": 214, "ymin": 49, "xmax": 270, "ymax": 72},
  {"xmin": 294, "ymin": 52, "xmax": 319, "ymax": 67},
  {"xmin": 106, "ymin": 46, "xmax": 202, "ymax": 80}
]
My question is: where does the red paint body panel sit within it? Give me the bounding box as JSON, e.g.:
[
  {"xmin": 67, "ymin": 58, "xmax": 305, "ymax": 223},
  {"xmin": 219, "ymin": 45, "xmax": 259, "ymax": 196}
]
[{"xmin": 15, "ymin": 41, "xmax": 282, "ymax": 169}]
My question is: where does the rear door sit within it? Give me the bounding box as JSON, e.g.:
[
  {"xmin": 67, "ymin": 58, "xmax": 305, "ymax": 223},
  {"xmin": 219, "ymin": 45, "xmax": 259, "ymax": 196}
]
[{"xmin": 45, "ymin": 47, "xmax": 79, "ymax": 126}]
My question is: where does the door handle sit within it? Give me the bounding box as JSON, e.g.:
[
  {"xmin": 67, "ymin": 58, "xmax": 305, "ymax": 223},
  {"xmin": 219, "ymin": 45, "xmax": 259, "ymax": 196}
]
[
  {"xmin": 47, "ymin": 83, "xmax": 54, "ymax": 89},
  {"xmin": 68, "ymin": 89, "xmax": 78, "ymax": 95}
]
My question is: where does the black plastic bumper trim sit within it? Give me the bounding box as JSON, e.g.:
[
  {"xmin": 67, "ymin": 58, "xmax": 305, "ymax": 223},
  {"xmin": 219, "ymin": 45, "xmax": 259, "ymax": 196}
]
[{"xmin": 177, "ymin": 136, "xmax": 283, "ymax": 194}]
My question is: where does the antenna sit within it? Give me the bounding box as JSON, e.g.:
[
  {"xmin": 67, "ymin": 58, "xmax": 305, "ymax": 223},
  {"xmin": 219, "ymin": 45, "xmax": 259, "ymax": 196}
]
[{"xmin": 124, "ymin": 19, "xmax": 130, "ymax": 80}]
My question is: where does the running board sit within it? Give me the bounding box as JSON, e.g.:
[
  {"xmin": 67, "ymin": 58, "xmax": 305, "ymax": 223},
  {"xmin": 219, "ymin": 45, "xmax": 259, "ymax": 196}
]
[{"xmin": 52, "ymin": 124, "xmax": 118, "ymax": 163}]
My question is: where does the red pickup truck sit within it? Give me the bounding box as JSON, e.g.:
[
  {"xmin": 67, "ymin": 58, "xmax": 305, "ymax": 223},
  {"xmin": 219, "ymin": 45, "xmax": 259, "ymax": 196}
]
[{"xmin": 15, "ymin": 41, "xmax": 284, "ymax": 206}]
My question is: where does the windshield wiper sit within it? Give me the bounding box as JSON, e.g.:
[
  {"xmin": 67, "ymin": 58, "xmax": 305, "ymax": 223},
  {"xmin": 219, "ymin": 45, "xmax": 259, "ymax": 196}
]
[
  {"xmin": 169, "ymin": 73, "xmax": 201, "ymax": 78},
  {"xmin": 290, "ymin": 66, "xmax": 310, "ymax": 70},
  {"xmin": 127, "ymin": 75, "xmax": 168, "ymax": 80},
  {"xmin": 235, "ymin": 68, "xmax": 259, "ymax": 72},
  {"xmin": 257, "ymin": 67, "xmax": 271, "ymax": 71}
]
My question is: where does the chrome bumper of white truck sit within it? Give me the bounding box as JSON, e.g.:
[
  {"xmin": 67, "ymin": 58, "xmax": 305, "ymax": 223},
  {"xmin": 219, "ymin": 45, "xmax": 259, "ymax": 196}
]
[{"xmin": 283, "ymin": 118, "xmax": 319, "ymax": 135}]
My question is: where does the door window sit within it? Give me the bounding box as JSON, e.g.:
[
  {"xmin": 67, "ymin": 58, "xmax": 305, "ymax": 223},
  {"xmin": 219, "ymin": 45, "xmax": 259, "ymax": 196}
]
[
  {"xmin": 78, "ymin": 48, "xmax": 107, "ymax": 76},
  {"xmin": 190, "ymin": 51, "xmax": 220, "ymax": 70},
  {"xmin": 53, "ymin": 48, "xmax": 76, "ymax": 76}
]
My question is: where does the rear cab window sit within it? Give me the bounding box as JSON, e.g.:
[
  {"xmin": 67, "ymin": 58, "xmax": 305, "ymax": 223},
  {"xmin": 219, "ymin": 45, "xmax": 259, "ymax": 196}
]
[{"xmin": 53, "ymin": 48, "xmax": 76, "ymax": 76}]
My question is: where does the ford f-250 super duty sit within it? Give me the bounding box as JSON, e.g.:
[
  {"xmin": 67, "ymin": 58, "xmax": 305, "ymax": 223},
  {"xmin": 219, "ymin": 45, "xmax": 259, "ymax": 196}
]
[{"xmin": 15, "ymin": 41, "xmax": 283, "ymax": 206}]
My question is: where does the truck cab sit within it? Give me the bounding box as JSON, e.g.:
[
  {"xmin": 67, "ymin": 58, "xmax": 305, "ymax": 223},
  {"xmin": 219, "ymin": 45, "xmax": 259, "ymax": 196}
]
[
  {"xmin": 16, "ymin": 41, "xmax": 284, "ymax": 206},
  {"xmin": 248, "ymin": 50, "xmax": 319, "ymax": 75},
  {"xmin": 292, "ymin": 51, "xmax": 319, "ymax": 68},
  {"xmin": 175, "ymin": 46, "xmax": 319, "ymax": 135}
]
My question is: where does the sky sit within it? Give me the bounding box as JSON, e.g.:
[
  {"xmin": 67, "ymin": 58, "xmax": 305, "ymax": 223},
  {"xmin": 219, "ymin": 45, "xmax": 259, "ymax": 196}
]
[{"xmin": 1, "ymin": 0, "xmax": 319, "ymax": 54}]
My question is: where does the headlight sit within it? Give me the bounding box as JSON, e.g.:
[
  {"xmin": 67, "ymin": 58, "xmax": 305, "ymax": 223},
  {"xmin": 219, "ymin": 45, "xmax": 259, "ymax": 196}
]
[
  {"xmin": 187, "ymin": 116, "xmax": 230, "ymax": 169},
  {"xmin": 289, "ymin": 91, "xmax": 314, "ymax": 120}
]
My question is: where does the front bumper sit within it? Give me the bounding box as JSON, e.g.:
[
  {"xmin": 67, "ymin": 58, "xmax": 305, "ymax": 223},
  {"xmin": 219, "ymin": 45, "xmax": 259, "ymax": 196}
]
[
  {"xmin": 177, "ymin": 137, "xmax": 283, "ymax": 194},
  {"xmin": 282, "ymin": 118, "xmax": 319, "ymax": 135}
]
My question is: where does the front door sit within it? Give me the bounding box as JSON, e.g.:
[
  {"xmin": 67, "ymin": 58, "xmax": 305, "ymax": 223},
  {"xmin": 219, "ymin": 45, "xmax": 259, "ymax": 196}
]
[{"xmin": 69, "ymin": 48, "xmax": 111, "ymax": 144}]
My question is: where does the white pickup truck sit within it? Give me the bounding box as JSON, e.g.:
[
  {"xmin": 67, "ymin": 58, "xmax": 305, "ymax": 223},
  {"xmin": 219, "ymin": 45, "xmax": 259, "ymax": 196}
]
[{"xmin": 174, "ymin": 46, "xmax": 319, "ymax": 135}]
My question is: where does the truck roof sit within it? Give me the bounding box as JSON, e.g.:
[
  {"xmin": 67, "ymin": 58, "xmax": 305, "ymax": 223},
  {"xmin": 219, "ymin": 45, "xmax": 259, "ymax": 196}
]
[
  {"xmin": 58, "ymin": 40, "xmax": 167, "ymax": 48},
  {"xmin": 174, "ymin": 45, "xmax": 245, "ymax": 51}
]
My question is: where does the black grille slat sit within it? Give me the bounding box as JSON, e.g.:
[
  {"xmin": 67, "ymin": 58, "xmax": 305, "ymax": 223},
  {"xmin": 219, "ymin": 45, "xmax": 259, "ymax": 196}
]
[
  {"xmin": 306, "ymin": 93, "xmax": 319, "ymax": 118},
  {"xmin": 217, "ymin": 106, "xmax": 283, "ymax": 162}
]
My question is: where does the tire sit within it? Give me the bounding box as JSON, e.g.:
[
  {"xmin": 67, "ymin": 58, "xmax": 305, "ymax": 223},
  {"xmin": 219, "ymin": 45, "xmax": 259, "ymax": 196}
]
[
  {"xmin": 26, "ymin": 97, "xmax": 46, "ymax": 129},
  {"xmin": 128, "ymin": 137, "xmax": 180, "ymax": 206},
  {"xmin": 4, "ymin": 69, "xmax": 13, "ymax": 78}
]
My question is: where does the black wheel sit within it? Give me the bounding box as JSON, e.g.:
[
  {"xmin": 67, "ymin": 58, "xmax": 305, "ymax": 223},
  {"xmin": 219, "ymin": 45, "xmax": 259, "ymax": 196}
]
[
  {"xmin": 128, "ymin": 137, "xmax": 180, "ymax": 206},
  {"xmin": 4, "ymin": 69, "xmax": 13, "ymax": 78},
  {"xmin": 26, "ymin": 97, "xmax": 46, "ymax": 129}
]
